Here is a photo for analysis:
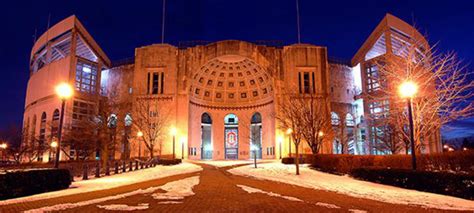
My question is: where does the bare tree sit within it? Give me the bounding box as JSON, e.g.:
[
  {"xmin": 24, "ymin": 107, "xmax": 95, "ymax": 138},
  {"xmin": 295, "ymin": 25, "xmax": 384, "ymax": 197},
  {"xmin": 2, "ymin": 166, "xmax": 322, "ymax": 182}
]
[
  {"xmin": 372, "ymin": 35, "xmax": 474, "ymax": 153},
  {"xmin": 132, "ymin": 97, "xmax": 170, "ymax": 159},
  {"xmin": 276, "ymin": 91, "xmax": 332, "ymax": 175}
]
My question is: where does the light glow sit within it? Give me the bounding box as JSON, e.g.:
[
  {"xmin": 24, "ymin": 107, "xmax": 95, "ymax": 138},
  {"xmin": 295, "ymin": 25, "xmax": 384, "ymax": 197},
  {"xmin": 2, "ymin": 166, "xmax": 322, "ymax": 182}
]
[
  {"xmin": 0, "ymin": 143, "xmax": 7, "ymax": 149},
  {"xmin": 137, "ymin": 131, "xmax": 143, "ymax": 137},
  {"xmin": 286, "ymin": 128, "xmax": 293, "ymax": 135},
  {"xmin": 318, "ymin": 131, "xmax": 324, "ymax": 137},
  {"xmin": 55, "ymin": 83, "xmax": 74, "ymax": 100},
  {"xmin": 170, "ymin": 127, "xmax": 178, "ymax": 136},
  {"xmin": 398, "ymin": 81, "xmax": 418, "ymax": 98},
  {"xmin": 51, "ymin": 141, "xmax": 58, "ymax": 148}
]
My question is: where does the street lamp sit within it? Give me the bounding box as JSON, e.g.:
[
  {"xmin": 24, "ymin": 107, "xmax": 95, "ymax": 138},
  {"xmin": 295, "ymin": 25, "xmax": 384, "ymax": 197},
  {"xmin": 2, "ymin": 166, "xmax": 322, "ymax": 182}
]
[
  {"xmin": 277, "ymin": 135, "xmax": 283, "ymax": 159},
  {"xmin": 170, "ymin": 127, "xmax": 177, "ymax": 159},
  {"xmin": 50, "ymin": 141, "xmax": 58, "ymax": 162},
  {"xmin": 180, "ymin": 137, "xmax": 186, "ymax": 160},
  {"xmin": 286, "ymin": 128, "xmax": 292, "ymax": 157},
  {"xmin": 0, "ymin": 142, "xmax": 7, "ymax": 161},
  {"xmin": 54, "ymin": 82, "xmax": 73, "ymax": 168},
  {"xmin": 399, "ymin": 80, "xmax": 418, "ymax": 170},
  {"xmin": 137, "ymin": 131, "xmax": 143, "ymax": 158},
  {"xmin": 318, "ymin": 131, "xmax": 324, "ymax": 137}
]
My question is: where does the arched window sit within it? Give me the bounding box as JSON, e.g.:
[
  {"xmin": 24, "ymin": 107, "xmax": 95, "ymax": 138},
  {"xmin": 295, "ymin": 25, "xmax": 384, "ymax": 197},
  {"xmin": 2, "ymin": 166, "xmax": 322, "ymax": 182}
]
[
  {"xmin": 39, "ymin": 112, "xmax": 47, "ymax": 162},
  {"xmin": 224, "ymin": 114, "xmax": 238, "ymax": 125},
  {"xmin": 201, "ymin": 113, "xmax": 212, "ymax": 159},
  {"xmin": 346, "ymin": 113, "xmax": 355, "ymax": 126},
  {"xmin": 224, "ymin": 114, "xmax": 239, "ymax": 159},
  {"xmin": 52, "ymin": 109, "xmax": 60, "ymax": 121},
  {"xmin": 201, "ymin": 113, "xmax": 212, "ymax": 124},
  {"xmin": 51, "ymin": 109, "xmax": 60, "ymax": 139},
  {"xmin": 331, "ymin": 112, "xmax": 340, "ymax": 126},
  {"xmin": 250, "ymin": 112, "xmax": 262, "ymax": 159}
]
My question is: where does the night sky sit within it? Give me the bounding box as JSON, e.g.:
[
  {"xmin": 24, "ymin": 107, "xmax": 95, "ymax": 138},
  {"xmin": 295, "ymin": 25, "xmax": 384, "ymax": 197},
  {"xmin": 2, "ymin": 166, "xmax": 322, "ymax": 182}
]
[{"xmin": 0, "ymin": 0, "xmax": 473, "ymax": 139}]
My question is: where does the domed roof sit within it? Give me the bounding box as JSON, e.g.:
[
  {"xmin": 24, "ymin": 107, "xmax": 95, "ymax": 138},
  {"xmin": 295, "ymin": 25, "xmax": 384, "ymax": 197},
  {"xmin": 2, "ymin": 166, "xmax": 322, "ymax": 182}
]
[{"xmin": 190, "ymin": 55, "xmax": 273, "ymax": 106}]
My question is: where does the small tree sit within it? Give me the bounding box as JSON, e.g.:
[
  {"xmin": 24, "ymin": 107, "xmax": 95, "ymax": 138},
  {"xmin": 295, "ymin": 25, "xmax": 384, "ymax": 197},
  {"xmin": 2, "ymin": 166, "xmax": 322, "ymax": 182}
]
[
  {"xmin": 132, "ymin": 97, "xmax": 170, "ymax": 159},
  {"xmin": 276, "ymin": 91, "xmax": 331, "ymax": 175}
]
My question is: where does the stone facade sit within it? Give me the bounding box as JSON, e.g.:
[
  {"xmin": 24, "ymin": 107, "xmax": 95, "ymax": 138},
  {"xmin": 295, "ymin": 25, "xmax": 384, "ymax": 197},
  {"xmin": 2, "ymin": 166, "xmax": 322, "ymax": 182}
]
[{"xmin": 23, "ymin": 13, "xmax": 441, "ymax": 162}]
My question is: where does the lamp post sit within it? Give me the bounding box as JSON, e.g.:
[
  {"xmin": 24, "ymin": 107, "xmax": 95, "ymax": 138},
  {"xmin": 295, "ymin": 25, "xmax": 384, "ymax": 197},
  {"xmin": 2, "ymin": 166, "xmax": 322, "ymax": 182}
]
[
  {"xmin": 286, "ymin": 128, "xmax": 292, "ymax": 157},
  {"xmin": 0, "ymin": 142, "xmax": 7, "ymax": 161},
  {"xmin": 399, "ymin": 81, "xmax": 418, "ymax": 170},
  {"xmin": 278, "ymin": 136, "xmax": 283, "ymax": 159},
  {"xmin": 180, "ymin": 137, "xmax": 185, "ymax": 160},
  {"xmin": 137, "ymin": 131, "xmax": 143, "ymax": 158},
  {"xmin": 170, "ymin": 127, "xmax": 177, "ymax": 159},
  {"xmin": 54, "ymin": 83, "xmax": 73, "ymax": 168},
  {"xmin": 50, "ymin": 141, "xmax": 58, "ymax": 162}
]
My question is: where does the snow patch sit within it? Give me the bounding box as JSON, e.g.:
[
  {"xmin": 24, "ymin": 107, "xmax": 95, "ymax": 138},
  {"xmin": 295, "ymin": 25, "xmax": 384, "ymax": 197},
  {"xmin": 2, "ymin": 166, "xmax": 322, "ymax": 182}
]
[
  {"xmin": 24, "ymin": 186, "xmax": 159, "ymax": 212},
  {"xmin": 158, "ymin": 201, "xmax": 183, "ymax": 204},
  {"xmin": 315, "ymin": 202, "xmax": 341, "ymax": 209},
  {"xmin": 236, "ymin": 184, "xmax": 303, "ymax": 202},
  {"xmin": 349, "ymin": 209, "xmax": 368, "ymax": 213},
  {"xmin": 1, "ymin": 162, "xmax": 202, "ymax": 206},
  {"xmin": 229, "ymin": 163, "xmax": 474, "ymax": 211},
  {"xmin": 153, "ymin": 176, "xmax": 200, "ymax": 202},
  {"xmin": 97, "ymin": 203, "xmax": 149, "ymax": 211}
]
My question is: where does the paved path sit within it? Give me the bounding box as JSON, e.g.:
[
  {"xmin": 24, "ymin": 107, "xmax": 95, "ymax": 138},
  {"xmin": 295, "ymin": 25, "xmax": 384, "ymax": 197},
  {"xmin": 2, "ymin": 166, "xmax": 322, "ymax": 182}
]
[{"xmin": 0, "ymin": 163, "xmax": 466, "ymax": 212}]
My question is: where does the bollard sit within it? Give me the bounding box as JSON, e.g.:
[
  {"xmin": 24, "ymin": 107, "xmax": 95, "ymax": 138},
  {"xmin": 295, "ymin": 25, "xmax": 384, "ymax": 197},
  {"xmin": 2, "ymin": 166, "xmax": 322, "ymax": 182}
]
[
  {"xmin": 135, "ymin": 161, "xmax": 139, "ymax": 170},
  {"xmin": 82, "ymin": 164, "xmax": 89, "ymax": 180},
  {"xmin": 70, "ymin": 165, "xmax": 75, "ymax": 182},
  {"xmin": 122, "ymin": 161, "xmax": 126, "ymax": 172},
  {"xmin": 105, "ymin": 161, "xmax": 110, "ymax": 176},
  {"xmin": 95, "ymin": 162, "xmax": 100, "ymax": 178},
  {"xmin": 129, "ymin": 161, "xmax": 133, "ymax": 171},
  {"xmin": 114, "ymin": 161, "xmax": 119, "ymax": 174}
]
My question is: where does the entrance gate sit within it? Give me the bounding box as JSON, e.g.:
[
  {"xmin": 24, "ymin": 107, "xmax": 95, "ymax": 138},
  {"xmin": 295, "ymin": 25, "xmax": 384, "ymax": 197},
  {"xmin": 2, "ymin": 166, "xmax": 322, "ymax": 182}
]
[{"xmin": 224, "ymin": 114, "xmax": 239, "ymax": 159}]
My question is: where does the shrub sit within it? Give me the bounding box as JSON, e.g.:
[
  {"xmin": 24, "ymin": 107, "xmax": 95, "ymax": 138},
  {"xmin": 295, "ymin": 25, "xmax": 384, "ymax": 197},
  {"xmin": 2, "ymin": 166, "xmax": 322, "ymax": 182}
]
[
  {"xmin": 350, "ymin": 168, "xmax": 474, "ymax": 200},
  {"xmin": 311, "ymin": 151, "xmax": 474, "ymax": 175},
  {"xmin": 0, "ymin": 168, "xmax": 71, "ymax": 200},
  {"xmin": 158, "ymin": 158, "xmax": 182, "ymax": 165},
  {"xmin": 281, "ymin": 157, "xmax": 295, "ymax": 164}
]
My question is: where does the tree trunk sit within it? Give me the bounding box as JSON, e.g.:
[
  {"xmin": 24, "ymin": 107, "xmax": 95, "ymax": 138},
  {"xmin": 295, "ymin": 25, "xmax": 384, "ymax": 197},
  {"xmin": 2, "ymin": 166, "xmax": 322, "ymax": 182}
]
[
  {"xmin": 295, "ymin": 143, "xmax": 300, "ymax": 175},
  {"xmin": 149, "ymin": 144, "xmax": 154, "ymax": 159}
]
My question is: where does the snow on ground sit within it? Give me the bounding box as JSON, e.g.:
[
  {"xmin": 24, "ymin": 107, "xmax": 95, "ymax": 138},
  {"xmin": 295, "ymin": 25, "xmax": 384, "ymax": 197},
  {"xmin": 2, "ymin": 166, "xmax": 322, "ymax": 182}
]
[
  {"xmin": 24, "ymin": 176, "xmax": 200, "ymax": 212},
  {"xmin": 190, "ymin": 159, "xmax": 276, "ymax": 167},
  {"xmin": 0, "ymin": 162, "xmax": 202, "ymax": 206},
  {"xmin": 97, "ymin": 203, "xmax": 149, "ymax": 211},
  {"xmin": 229, "ymin": 163, "xmax": 474, "ymax": 211},
  {"xmin": 152, "ymin": 176, "xmax": 200, "ymax": 203},
  {"xmin": 236, "ymin": 184, "xmax": 342, "ymax": 209},
  {"xmin": 236, "ymin": 184, "xmax": 303, "ymax": 202}
]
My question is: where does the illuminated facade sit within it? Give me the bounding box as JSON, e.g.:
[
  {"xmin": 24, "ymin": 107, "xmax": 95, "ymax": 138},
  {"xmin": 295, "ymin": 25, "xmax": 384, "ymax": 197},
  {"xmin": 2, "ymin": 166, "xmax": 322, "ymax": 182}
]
[{"xmin": 22, "ymin": 14, "xmax": 440, "ymax": 161}]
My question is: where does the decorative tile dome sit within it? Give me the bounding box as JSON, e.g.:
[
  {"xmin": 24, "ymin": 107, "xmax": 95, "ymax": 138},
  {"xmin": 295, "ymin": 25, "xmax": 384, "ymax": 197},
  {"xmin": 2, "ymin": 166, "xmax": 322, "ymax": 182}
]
[{"xmin": 190, "ymin": 55, "xmax": 273, "ymax": 106}]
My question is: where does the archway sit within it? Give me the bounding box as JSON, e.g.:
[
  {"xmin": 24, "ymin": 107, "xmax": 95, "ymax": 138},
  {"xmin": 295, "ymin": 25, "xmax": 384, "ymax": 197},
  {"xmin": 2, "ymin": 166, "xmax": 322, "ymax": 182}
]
[
  {"xmin": 201, "ymin": 113, "xmax": 213, "ymax": 159},
  {"xmin": 250, "ymin": 112, "xmax": 262, "ymax": 159},
  {"xmin": 224, "ymin": 114, "xmax": 239, "ymax": 159}
]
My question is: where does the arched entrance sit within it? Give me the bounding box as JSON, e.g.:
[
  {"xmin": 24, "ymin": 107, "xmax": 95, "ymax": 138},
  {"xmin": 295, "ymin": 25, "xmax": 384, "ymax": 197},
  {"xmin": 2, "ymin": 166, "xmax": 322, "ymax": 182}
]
[
  {"xmin": 250, "ymin": 112, "xmax": 262, "ymax": 159},
  {"xmin": 224, "ymin": 114, "xmax": 239, "ymax": 159},
  {"xmin": 201, "ymin": 113, "xmax": 213, "ymax": 160}
]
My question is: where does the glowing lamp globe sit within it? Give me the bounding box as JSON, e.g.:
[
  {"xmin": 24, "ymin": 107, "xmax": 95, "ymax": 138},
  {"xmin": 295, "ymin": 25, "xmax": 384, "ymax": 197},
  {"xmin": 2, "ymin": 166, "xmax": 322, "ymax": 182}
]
[
  {"xmin": 170, "ymin": 127, "xmax": 178, "ymax": 136},
  {"xmin": 398, "ymin": 81, "xmax": 418, "ymax": 98},
  {"xmin": 286, "ymin": 128, "xmax": 293, "ymax": 135},
  {"xmin": 318, "ymin": 131, "xmax": 324, "ymax": 137},
  {"xmin": 55, "ymin": 83, "xmax": 73, "ymax": 100},
  {"xmin": 0, "ymin": 143, "xmax": 7, "ymax": 149},
  {"xmin": 137, "ymin": 131, "xmax": 144, "ymax": 137},
  {"xmin": 51, "ymin": 141, "xmax": 58, "ymax": 148}
]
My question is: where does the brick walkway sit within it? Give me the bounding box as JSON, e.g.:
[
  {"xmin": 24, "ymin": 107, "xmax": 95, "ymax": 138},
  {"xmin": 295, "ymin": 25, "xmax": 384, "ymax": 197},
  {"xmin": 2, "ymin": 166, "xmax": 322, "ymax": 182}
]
[{"xmin": 0, "ymin": 163, "xmax": 466, "ymax": 212}]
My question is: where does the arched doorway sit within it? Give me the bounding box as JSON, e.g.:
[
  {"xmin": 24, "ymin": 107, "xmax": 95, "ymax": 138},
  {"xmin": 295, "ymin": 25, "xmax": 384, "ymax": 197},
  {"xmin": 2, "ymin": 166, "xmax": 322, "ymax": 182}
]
[
  {"xmin": 201, "ymin": 113, "xmax": 213, "ymax": 160},
  {"xmin": 250, "ymin": 112, "xmax": 262, "ymax": 159},
  {"xmin": 224, "ymin": 114, "xmax": 239, "ymax": 159}
]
